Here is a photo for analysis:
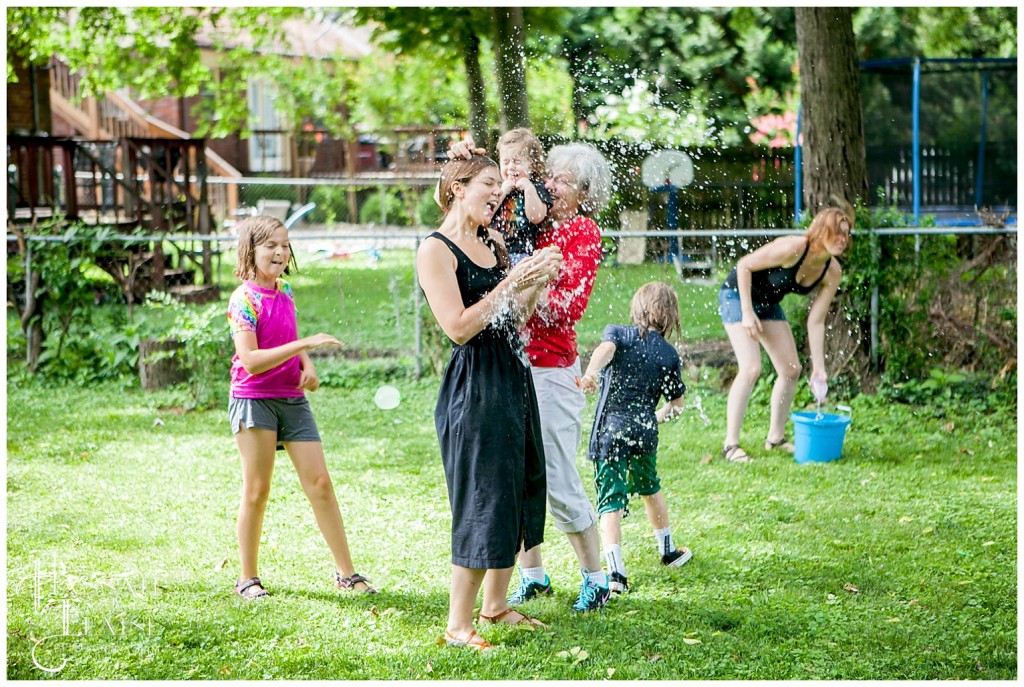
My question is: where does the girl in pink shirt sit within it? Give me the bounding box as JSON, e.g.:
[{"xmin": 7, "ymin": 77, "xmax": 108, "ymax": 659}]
[{"xmin": 226, "ymin": 215, "xmax": 375, "ymax": 599}]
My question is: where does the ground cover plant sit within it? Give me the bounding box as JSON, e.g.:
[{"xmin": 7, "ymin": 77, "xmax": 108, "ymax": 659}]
[{"xmin": 6, "ymin": 247, "xmax": 1016, "ymax": 679}]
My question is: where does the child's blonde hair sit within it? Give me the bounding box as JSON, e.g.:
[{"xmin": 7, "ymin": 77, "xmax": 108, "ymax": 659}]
[
  {"xmin": 630, "ymin": 282, "xmax": 681, "ymax": 341},
  {"xmin": 496, "ymin": 128, "xmax": 546, "ymax": 178},
  {"xmin": 234, "ymin": 215, "xmax": 296, "ymax": 281}
]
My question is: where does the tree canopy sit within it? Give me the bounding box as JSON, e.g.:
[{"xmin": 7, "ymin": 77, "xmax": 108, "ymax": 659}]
[
  {"xmin": 6, "ymin": 6, "xmax": 357, "ymax": 137},
  {"xmin": 7, "ymin": 6, "xmax": 1015, "ymax": 150}
]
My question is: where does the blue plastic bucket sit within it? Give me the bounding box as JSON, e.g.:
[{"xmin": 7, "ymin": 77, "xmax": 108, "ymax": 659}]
[{"xmin": 791, "ymin": 406, "xmax": 852, "ymax": 464}]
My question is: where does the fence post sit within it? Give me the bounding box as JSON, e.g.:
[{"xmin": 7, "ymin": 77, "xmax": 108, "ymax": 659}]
[
  {"xmin": 870, "ymin": 228, "xmax": 880, "ymax": 370},
  {"xmin": 975, "ymin": 71, "xmax": 989, "ymax": 208},
  {"xmin": 912, "ymin": 58, "xmax": 921, "ymax": 225},
  {"xmin": 413, "ymin": 234, "xmax": 422, "ymax": 379}
]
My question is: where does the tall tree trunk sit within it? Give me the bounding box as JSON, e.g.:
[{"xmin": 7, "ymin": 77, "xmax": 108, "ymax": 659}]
[
  {"xmin": 795, "ymin": 8, "xmax": 868, "ymax": 214},
  {"xmin": 460, "ymin": 31, "xmax": 490, "ymax": 152},
  {"xmin": 565, "ymin": 47, "xmax": 588, "ymax": 136},
  {"xmin": 492, "ymin": 7, "xmax": 531, "ymax": 130}
]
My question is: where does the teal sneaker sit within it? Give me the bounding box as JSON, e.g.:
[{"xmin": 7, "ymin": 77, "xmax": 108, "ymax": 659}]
[
  {"xmin": 572, "ymin": 574, "xmax": 610, "ymax": 612},
  {"xmin": 508, "ymin": 574, "xmax": 553, "ymax": 605}
]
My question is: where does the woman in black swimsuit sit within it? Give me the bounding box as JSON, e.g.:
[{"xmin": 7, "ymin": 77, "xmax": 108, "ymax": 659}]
[
  {"xmin": 417, "ymin": 155, "xmax": 563, "ymax": 650},
  {"xmin": 718, "ymin": 207, "xmax": 852, "ymax": 463}
]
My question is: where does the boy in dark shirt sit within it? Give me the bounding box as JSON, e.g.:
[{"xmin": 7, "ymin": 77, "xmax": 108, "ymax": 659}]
[{"xmin": 581, "ymin": 282, "xmax": 693, "ymax": 594}]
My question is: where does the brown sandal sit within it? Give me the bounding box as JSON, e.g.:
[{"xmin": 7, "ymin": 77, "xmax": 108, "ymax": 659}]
[
  {"xmin": 444, "ymin": 628, "xmax": 493, "ymax": 651},
  {"xmin": 335, "ymin": 572, "xmax": 378, "ymax": 593},
  {"xmin": 722, "ymin": 444, "xmax": 752, "ymax": 463},
  {"xmin": 479, "ymin": 607, "xmax": 547, "ymax": 628},
  {"xmin": 234, "ymin": 576, "xmax": 270, "ymax": 600},
  {"xmin": 765, "ymin": 438, "xmax": 795, "ymax": 453}
]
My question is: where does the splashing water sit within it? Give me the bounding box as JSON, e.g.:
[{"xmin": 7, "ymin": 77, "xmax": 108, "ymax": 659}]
[
  {"xmin": 811, "ymin": 377, "xmax": 828, "ymax": 421},
  {"xmin": 691, "ymin": 394, "xmax": 711, "ymax": 426}
]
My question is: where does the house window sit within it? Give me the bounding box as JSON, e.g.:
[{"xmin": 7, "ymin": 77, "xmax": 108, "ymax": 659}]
[{"xmin": 247, "ymin": 79, "xmax": 289, "ymax": 173}]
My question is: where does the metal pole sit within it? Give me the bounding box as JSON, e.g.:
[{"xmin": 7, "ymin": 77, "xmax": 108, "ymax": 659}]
[
  {"xmin": 870, "ymin": 283, "xmax": 879, "ymax": 370},
  {"xmin": 870, "ymin": 229, "xmax": 879, "ymax": 369},
  {"xmin": 24, "ymin": 239, "xmax": 33, "ymax": 363},
  {"xmin": 912, "ymin": 58, "xmax": 921, "ymax": 225},
  {"xmin": 413, "ymin": 235, "xmax": 423, "ymax": 379},
  {"xmin": 794, "ymin": 104, "xmax": 802, "ymax": 224},
  {"xmin": 975, "ymin": 71, "xmax": 989, "ymax": 209}
]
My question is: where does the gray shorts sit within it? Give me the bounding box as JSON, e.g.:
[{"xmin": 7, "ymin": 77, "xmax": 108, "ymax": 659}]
[{"xmin": 228, "ymin": 396, "xmax": 321, "ymax": 446}]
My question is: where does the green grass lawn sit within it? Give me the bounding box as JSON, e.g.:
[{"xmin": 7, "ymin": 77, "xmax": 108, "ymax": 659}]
[
  {"xmin": 204, "ymin": 246, "xmax": 724, "ymax": 359},
  {"xmin": 6, "ymin": 246, "xmax": 1017, "ymax": 678},
  {"xmin": 7, "ymin": 362, "xmax": 1016, "ymax": 678}
]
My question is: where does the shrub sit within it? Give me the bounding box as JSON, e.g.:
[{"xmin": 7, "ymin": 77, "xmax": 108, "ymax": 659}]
[
  {"xmin": 307, "ymin": 185, "xmax": 352, "ymax": 225},
  {"xmin": 142, "ymin": 292, "xmax": 232, "ymax": 409},
  {"xmin": 359, "ymin": 188, "xmax": 409, "ymax": 226},
  {"xmin": 416, "ymin": 188, "xmax": 444, "ymax": 227}
]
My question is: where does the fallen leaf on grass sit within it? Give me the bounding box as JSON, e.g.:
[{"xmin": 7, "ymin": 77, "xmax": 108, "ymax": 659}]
[
  {"xmin": 647, "ymin": 653, "xmax": 663, "ymax": 663},
  {"xmin": 424, "ymin": 662, "xmax": 432, "ymax": 673},
  {"xmin": 921, "ymin": 527, "xmax": 934, "ymax": 535},
  {"xmin": 219, "ymin": 666, "xmax": 231, "ymax": 676},
  {"xmin": 606, "ymin": 668, "xmax": 616, "ymax": 677},
  {"xmin": 906, "ymin": 599, "xmax": 920, "ymax": 606},
  {"xmin": 942, "ymin": 422, "xmax": 955, "ymax": 432},
  {"xmin": 959, "ymin": 447, "xmax": 975, "ymax": 456},
  {"xmin": 886, "ymin": 617, "xmax": 901, "ymax": 623},
  {"xmin": 625, "ymin": 610, "xmax": 639, "ymax": 615},
  {"xmin": 700, "ymin": 453, "xmax": 713, "ymax": 465},
  {"xmin": 843, "ymin": 583, "xmax": 860, "ymax": 594},
  {"xmin": 982, "ymin": 541, "xmax": 995, "ymax": 547},
  {"xmin": 556, "ymin": 646, "xmax": 588, "ymax": 665},
  {"xmin": 153, "ymin": 418, "xmax": 164, "ymax": 427},
  {"xmin": 682, "ymin": 637, "xmax": 702, "ymax": 645},
  {"xmin": 898, "ymin": 516, "xmax": 913, "ymax": 524},
  {"xmin": 214, "ymin": 557, "xmax": 228, "ymax": 571}
]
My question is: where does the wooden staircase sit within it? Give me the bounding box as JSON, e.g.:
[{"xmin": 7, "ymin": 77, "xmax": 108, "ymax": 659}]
[{"xmin": 7, "ymin": 58, "xmax": 239, "ymax": 301}]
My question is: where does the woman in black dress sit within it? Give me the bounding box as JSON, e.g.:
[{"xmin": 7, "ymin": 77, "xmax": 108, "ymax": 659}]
[{"xmin": 417, "ymin": 155, "xmax": 563, "ymax": 651}]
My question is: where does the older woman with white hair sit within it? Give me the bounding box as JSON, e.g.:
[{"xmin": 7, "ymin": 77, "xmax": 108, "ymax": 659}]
[{"xmin": 511, "ymin": 142, "xmax": 615, "ymax": 613}]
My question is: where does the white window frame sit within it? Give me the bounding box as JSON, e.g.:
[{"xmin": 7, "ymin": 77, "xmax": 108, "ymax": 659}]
[{"xmin": 247, "ymin": 78, "xmax": 289, "ymax": 173}]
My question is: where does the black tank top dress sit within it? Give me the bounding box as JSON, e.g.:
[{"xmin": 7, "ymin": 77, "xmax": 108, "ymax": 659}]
[
  {"xmin": 721, "ymin": 241, "xmax": 832, "ymax": 304},
  {"xmin": 428, "ymin": 232, "xmax": 547, "ymax": 570}
]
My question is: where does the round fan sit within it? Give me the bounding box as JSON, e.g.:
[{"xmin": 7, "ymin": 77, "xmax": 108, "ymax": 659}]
[{"xmin": 641, "ymin": 150, "xmax": 695, "ymax": 188}]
